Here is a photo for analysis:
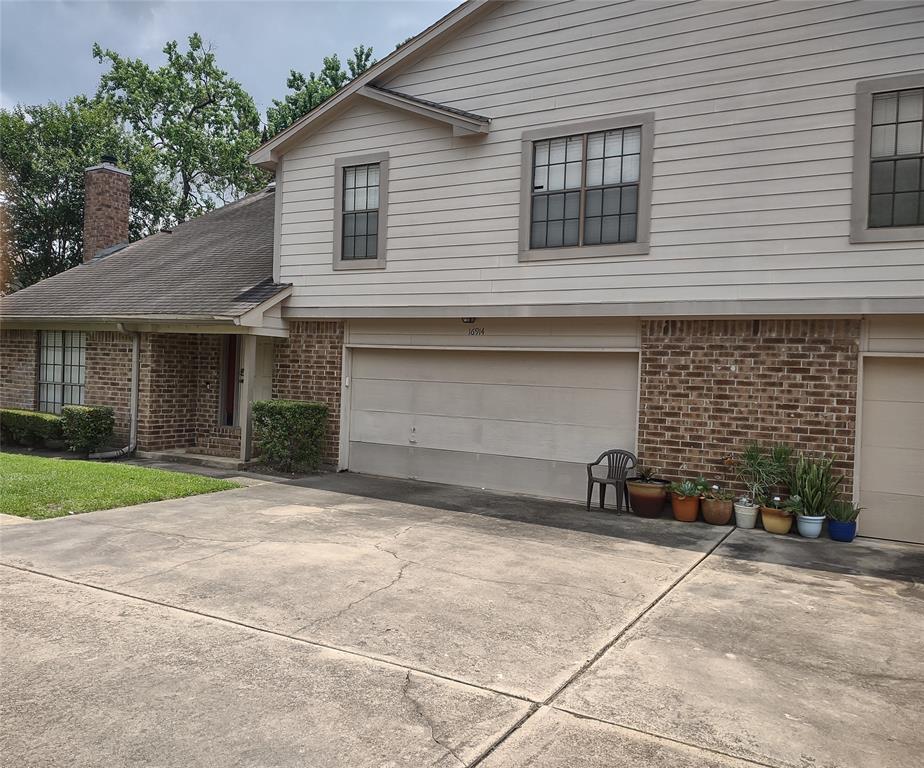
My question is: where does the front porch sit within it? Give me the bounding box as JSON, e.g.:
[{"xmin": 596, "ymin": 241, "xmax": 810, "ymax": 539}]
[{"xmin": 136, "ymin": 331, "xmax": 275, "ymax": 463}]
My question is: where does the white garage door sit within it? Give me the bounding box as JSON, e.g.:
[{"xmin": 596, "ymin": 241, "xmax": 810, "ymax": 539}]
[
  {"xmin": 347, "ymin": 348, "xmax": 638, "ymax": 501},
  {"xmin": 859, "ymin": 357, "xmax": 924, "ymax": 543}
]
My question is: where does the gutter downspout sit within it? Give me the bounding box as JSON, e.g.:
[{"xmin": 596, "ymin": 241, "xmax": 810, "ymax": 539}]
[{"xmin": 89, "ymin": 329, "xmax": 140, "ymax": 460}]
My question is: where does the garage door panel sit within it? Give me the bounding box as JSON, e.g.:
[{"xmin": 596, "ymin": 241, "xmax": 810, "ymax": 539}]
[
  {"xmin": 348, "ymin": 348, "xmax": 639, "ymax": 502},
  {"xmin": 858, "ymin": 490, "xmax": 923, "ymax": 543},
  {"xmin": 862, "ymin": 358, "xmax": 924, "ymax": 402},
  {"xmin": 860, "ymin": 446, "xmax": 924, "ymax": 497},
  {"xmin": 860, "ymin": 401, "xmax": 924, "ymax": 451},
  {"xmin": 351, "ymin": 379, "xmax": 636, "ymax": 430},
  {"xmin": 351, "ymin": 411, "xmax": 633, "ymax": 464},
  {"xmin": 860, "ymin": 357, "xmax": 924, "ymax": 544},
  {"xmin": 352, "ymin": 349, "xmax": 635, "ymax": 389},
  {"xmin": 348, "ymin": 443, "xmax": 595, "ymax": 502}
]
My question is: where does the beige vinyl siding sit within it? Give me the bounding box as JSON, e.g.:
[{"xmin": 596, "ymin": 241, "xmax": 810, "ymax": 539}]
[
  {"xmin": 867, "ymin": 316, "xmax": 924, "ymax": 353},
  {"xmin": 346, "ymin": 317, "xmax": 640, "ymax": 350},
  {"xmin": 278, "ymin": 0, "xmax": 924, "ymax": 312}
]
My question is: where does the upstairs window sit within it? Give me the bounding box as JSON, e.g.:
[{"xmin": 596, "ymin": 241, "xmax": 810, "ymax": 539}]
[
  {"xmin": 342, "ymin": 163, "xmax": 380, "ymax": 260},
  {"xmin": 851, "ymin": 74, "xmax": 924, "ymax": 243},
  {"xmin": 519, "ymin": 114, "xmax": 654, "ymax": 261},
  {"xmin": 334, "ymin": 152, "xmax": 388, "ymax": 270},
  {"xmin": 868, "ymin": 88, "xmax": 923, "ymax": 228},
  {"xmin": 38, "ymin": 331, "xmax": 85, "ymax": 414}
]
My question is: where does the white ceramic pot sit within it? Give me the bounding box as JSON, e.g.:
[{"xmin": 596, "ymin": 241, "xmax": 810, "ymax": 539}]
[
  {"xmin": 734, "ymin": 502, "xmax": 759, "ymax": 529},
  {"xmin": 796, "ymin": 514, "xmax": 825, "ymax": 539}
]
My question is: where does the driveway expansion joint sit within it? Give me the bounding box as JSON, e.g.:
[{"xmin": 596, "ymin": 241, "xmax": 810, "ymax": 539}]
[
  {"xmin": 552, "ymin": 705, "xmax": 781, "ymax": 768},
  {"xmin": 464, "ymin": 525, "xmax": 736, "ymax": 767},
  {"xmin": 0, "ymin": 560, "xmax": 536, "ymax": 706}
]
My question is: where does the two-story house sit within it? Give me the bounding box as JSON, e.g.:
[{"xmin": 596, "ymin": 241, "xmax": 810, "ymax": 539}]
[{"xmin": 2, "ymin": 0, "xmax": 923, "ymax": 543}]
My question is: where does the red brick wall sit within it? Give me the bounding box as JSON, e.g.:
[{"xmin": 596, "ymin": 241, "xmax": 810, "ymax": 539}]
[
  {"xmin": 136, "ymin": 333, "xmax": 241, "ymax": 456},
  {"xmin": 85, "ymin": 331, "xmax": 133, "ymax": 442},
  {"xmin": 0, "ymin": 329, "xmax": 37, "ymax": 410},
  {"xmin": 636, "ymin": 318, "xmax": 860, "ymax": 494},
  {"xmin": 83, "ymin": 166, "xmax": 130, "ymax": 262},
  {"xmin": 273, "ymin": 320, "xmax": 344, "ymax": 465}
]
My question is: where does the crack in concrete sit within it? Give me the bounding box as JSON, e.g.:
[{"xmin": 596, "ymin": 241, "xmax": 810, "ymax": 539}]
[
  {"xmin": 367, "ymin": 526, "xmax": 639, "ymax": 605},
  {"xmin": 401, "ymin": 670, "xmax": 466, "ymax": 767},
  {"xmin": 292, "ymin": 559, "xmax": 412, "ymax": 636},
  {"xmin": 116, "ymin": 542, "xmax": 263, "ymax": 587}
]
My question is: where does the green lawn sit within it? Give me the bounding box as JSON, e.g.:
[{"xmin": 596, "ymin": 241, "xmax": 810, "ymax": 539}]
[{"xmin": 0, "ymin": 452, "xmax": 240, "ymax": 520}]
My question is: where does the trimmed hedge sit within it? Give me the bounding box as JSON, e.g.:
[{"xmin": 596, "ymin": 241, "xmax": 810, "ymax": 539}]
[
  {"xmin": 252, "ymin": 399, "xmax": 328, "ymax": 473},
  {"xmin": 62, "ymin": 405, "xmax": 115, "ymax": 455},
  {"xmin": 0, "ymin": 408, "xmax": 63, "ymax": 447}
]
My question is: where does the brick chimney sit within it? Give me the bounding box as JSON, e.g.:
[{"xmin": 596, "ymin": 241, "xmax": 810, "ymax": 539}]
[{"xmin": 82, "ymin": 155, "xmax": 131, "ymax": 263}]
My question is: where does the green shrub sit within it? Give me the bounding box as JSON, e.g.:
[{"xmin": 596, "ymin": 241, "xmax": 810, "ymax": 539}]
[
  {"xmin": 0, "ymin": 408, "xmax": 63, "ymax": 446},
  {"xmin": 252, "ymin": 399, "xmax": 328, "ymax": 473},
  {"xmin": 61, "ymin": 405, "xmax": 115, "ymax": 455}
]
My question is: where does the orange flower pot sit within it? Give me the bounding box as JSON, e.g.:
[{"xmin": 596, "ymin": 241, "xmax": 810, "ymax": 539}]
[
  {"xmin": 760, "ymin": 506, "xmax": 793, "ymax": 535},
  {"xmin": 671, "ymin": 493, "xmax": 700, "ymax": 522}
]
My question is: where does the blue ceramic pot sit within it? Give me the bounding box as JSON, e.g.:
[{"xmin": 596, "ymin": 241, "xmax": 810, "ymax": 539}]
[{"xmin": 828, "ymin": 519, "xmax": 857, "ymax": 542}]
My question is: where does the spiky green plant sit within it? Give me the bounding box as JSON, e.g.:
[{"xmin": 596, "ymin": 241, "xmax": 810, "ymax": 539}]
[
  {"xmin": 828, "ymin": 499, "xmax": 863, "ymax": 523},
  {"xmin": 736, "ymin": 444, "xmax": 776, "ymax": 504},
  {"xmin": 791, "ymin": 455, "xmax": 843, "ymax": 518}
]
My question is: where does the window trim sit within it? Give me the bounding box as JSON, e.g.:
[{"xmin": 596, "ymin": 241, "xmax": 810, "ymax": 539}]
[
  {"xmin": 518, "ymin": 113, "xmax": 654, "ymax": 262},
  {"xmin": 333, "ymin": 151, "xmax": 389, "ymax": 270},
  {"xmin": 851, "ymin": 73, "xmax": 924, "ymax": 243}
]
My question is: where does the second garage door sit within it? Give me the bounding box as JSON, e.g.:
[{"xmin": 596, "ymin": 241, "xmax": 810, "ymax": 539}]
[
  {"xmin": 859, "ymin": 357, "xmax": 924, "ymax": 543},
  {"xmin": 347, "ymin": 348, "xmax": 639, "ymax": 501}
]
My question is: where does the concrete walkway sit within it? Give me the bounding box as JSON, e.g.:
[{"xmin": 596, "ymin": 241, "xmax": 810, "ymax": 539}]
[{"xmin": 1, "ymin": 472, "xmax": 921, "ymax": 767}]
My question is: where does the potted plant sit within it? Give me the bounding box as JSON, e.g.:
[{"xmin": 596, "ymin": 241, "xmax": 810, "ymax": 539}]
[
  {"xmin": 626, "ymin": 465, "xmax": 670, "ymax": 518},
  {"xmin": 760, "ymin": 495, "xmax": 793, "ymax": 535},
  {"xmin": 735, "ymin": 444, "xmax": 776, "ymax": 529},
  {"xmin": 669, "ymin": 479, "xmax": 701, "ymax": 522},
  {"xmin": 791, "ymin": 455, "xmax": 842, "ymax": 539},
  {"xmin": 701, "ymin": 485, "xmax": 734, "ymax": 525},
  {"xmin": 828, "ymin": 500, "xmax": 863, "ymax": 542}
]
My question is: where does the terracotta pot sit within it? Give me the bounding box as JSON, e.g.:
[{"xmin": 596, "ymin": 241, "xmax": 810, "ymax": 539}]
[
  {"xmin": 760, "ymin": 506, "xmax": 793, "ymax": 535},
  {"xmin": 671, "ymin": 493, "xmax": 700, "ymax": 522},
  {"xmin": 702, "ymin": 498, "xmax": 733, "ymax": 525},
  {"xmin": 626, "ymin": 479, "xmax": 669, "ymax": 518}
]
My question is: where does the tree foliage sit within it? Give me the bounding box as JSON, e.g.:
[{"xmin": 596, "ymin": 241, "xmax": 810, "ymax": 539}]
[
  {"xmin": 266, "ymin": 45, "xmax": 375, "ymax": 137},
  {"xmin": 94, "ymin": 33, "xmax": 266, "ymax": 222},
  {"xmin": 0, "ymin": 97, "xmax": 170, "ymax": 292}
]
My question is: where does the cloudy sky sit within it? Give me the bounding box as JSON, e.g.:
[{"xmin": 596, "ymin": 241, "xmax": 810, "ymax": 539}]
[{"xmin": 1, "ymin": 0, "xmax": 457, "ymax": 119}]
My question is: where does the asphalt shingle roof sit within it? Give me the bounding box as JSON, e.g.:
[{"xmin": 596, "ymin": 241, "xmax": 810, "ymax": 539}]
[{"xmin": 0, "ymin": 186, "xmax": 284, "ymax": 320}]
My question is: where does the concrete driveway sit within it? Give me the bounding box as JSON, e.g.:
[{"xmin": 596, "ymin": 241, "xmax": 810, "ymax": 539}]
[{"xmin": 1, "ymin": 472, "xmax": 921, "ymax": 767}]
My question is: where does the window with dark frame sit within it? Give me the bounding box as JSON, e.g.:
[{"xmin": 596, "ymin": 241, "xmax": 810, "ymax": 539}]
[
  {"xmin": 341, "ymin": 162, "xmax": 380, "ymax": 260},
  {"xmin": 38, "ymin": 331, "xmax": 85, "ymax": 414},
  {"xmin": 530, "ymin": 126, "xmax": 641, "ymax": 250},
  {"xmin": 869, "ymin": 88, "xmax": 924, "ymax": 228}
]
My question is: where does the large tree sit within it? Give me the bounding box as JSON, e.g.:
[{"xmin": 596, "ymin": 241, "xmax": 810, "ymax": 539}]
[
  {"xmin": 266, "ymin": 45, "xmax": 375, "ymax": 137},
  {"xmin": 0, "ymin": 97, "xmax": 170, "ymax": 292},
  {"xmin": 94, "ymin": 33, "xmax": 266, "ymax": 223}
]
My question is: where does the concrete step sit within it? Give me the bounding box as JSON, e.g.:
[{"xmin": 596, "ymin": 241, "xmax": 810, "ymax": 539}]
[{"xmin": 134, "ymin": 449, "xmax": 252, "ymax": 472}]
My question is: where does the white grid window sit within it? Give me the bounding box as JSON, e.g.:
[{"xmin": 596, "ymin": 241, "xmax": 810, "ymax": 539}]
[{"xmin": 38, "ymin": 331, "xmax": 86, "ymax": 413}]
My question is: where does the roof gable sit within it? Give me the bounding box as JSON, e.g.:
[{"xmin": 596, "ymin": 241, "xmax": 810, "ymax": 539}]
[{"xmin": 249, "ymin": 0, "xmax": 500, "ymax": 169}]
